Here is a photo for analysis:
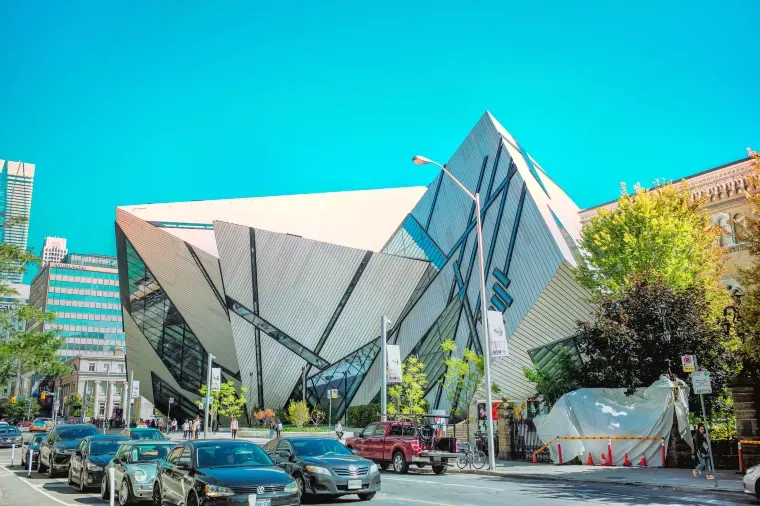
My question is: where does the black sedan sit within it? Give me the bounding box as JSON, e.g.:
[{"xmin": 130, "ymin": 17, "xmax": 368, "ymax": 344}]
[
  {"xmin": 38, "ymin": 424, "xmax": 99, "ymax": 477},
  {"xmin": 153, "ymin": 440, "xmax": 300, "ymax": 506},
  {"xmin": 22, "ymin": 432, "xmax": 47, "ymax": 467},
  {"xmin": 264, "ymin": 438, "xmax": 380, "ymax": 501},
  {"xmin": 68, "ymin": 434, "xmax": 129, "ymax": 491}
]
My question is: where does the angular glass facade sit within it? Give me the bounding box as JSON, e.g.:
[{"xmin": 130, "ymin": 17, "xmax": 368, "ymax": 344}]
[
  {"xmin": 67, "ymin": 253, "xmax": 119, "ymax": 269},
  {"xmin": 383, "ymin": 215, "xmax": 447, "ymax": 269},
  {"xmin": 151, "ymin": 372, "xmax": 203, "ymax": 423}
]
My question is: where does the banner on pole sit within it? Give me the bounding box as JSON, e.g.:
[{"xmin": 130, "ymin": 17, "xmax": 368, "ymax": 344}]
[
  {"xmin": 487, "ymin": 310, "xmax": 508, "ymax": 358},
  {"xmin": 131, "ymin": 381, "xmax": 140, "ymax": 399},
  {"xmin": 211, "ymin": 368, "xmax": 222, "ymax": 392},
  {"xmin": 387, "ymin": 345, "xmax": 402, "ymax": 384},
  {"xmin": 331, "ymin": 389, "xmax": 339, "ymax": 399}
]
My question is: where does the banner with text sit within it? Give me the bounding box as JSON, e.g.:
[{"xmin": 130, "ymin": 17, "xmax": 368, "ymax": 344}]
[
  {"xmin": 211, "ymin": 368, "xmax": 222, "ymax": 392},
  {"xmin": 131, "ymin": 381, "xmax": 140, "ymax": 399},
  {"xmin": 487, "ymin": 310, "xmax": 508, "ymax": 358},
  {"xmin": 387, "ymin": 345, "xmax": 402, "ymax": 384}
]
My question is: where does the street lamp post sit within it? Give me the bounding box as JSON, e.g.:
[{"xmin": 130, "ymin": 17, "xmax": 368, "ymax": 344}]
[{"xmin": 412, "ymin": 155, "xmax": 497, "ymax": 470}]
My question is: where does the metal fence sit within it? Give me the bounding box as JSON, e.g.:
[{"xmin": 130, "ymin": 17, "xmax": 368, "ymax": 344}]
[{"xmin": 511, "ymin": 418, "xmax": 550, "ymax": 462}]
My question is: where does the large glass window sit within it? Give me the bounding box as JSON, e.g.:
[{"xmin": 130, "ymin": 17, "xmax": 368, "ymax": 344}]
[{"xmin": 382, "ymin": 216, "xmax": 446, "ymax": 269}]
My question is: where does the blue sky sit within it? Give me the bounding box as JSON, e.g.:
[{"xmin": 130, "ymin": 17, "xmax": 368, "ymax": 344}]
[{"xmin": 1, "ymin": 1, "xmax": 758, "ymax": 282}]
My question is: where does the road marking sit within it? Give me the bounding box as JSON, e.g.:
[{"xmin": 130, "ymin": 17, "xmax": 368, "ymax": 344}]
[
  {"xmin": 381, "ymin": 495, "xmax": 454, "ymax": 506},
  {"xmin": 0, "ymin": 465, "xmax": 76, "ymax": 506},
  {"xmin": 383, "ymin": 476, "xmax": 503, "ymax": 491}
]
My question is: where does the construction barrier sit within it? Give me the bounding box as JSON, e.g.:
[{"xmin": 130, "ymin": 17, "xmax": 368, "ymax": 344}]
[
  {"xmin": 531, "ymin": 436, "xmax": 665, "ymax": 467},
  {"xmin": 738, "ymin": 440, "xmax": 760, "ymax": 473}
]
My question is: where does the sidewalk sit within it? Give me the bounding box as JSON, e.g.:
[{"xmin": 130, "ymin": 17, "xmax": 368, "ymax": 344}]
[{"xmin": 458, "ymin": 459, "xmax": 746, "ymax": 495}]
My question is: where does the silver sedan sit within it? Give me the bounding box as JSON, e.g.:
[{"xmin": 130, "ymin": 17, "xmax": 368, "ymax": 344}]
[
  {"xmin": 744, "ymin": 464, "xmax": 760, "ymax": 499},
  {"xmin": 101, "ymin": 440, "xmax": 178, "ymax": 505}
]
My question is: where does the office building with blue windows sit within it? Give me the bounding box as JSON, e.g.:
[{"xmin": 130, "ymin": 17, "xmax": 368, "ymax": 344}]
[
  {"xmin": 116, "ymin": 112, "xmax": 592, "ymax": 424},
  {"xmin": 29, "ymin": 252, "xmax": 126, "ymax": 359}
]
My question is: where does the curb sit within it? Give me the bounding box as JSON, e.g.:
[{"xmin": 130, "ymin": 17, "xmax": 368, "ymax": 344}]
[{"xmin": 454, "ymin": 469, "xmax": 744, "ymax": 496}]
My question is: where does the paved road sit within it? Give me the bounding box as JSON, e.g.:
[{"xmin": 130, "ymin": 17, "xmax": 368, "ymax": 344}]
[{"xmin": 0, "ymin": 443, "xmax": 754, "ymax": 506}]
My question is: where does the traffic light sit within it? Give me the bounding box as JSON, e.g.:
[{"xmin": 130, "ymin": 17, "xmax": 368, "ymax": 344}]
[
  {"xmin": 40, "ymin": 392, "xmax": 46, "ymax": 400},
  {"xmin": 10, "ymin": 396, "xmax": 16, "ymax": 404}
]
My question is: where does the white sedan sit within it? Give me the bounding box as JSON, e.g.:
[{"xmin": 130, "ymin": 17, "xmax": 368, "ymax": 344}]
[{"xmin": 744, "ymin": 464, "xmax": 760, "ymax": 499}]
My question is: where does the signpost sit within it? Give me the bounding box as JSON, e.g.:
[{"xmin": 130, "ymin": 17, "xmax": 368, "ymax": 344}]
[
  {"xmin": 691, "ymin": 363, "xmax": 718, "ymax": 487},
  {"xmin": 681, "ymin": 355, "xmax": 696, "ymax": 373},
  {"xmin": 167, "ymin": 397, "xmax": 174, "ymax": 433}
]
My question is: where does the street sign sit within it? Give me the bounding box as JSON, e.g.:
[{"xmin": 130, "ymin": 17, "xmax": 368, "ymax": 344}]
[
  {"xmin": 691, "ymin": 371, "xmax": 712, "ymax": 395},
  {"xmin": 681, "ymin": 355, "xmax": 697, "ymax": 373},
  {"xmin": 53, "ymin": 402, "xmax": 59, "ymax": 410},
  {"xmin": 168, "ymin": 397, "xmax": 175, "ymax": 404},
  {"xmin": 211, "ymin": 368, "xmax": 222, "ymax": 392},
  {"xmin": 331, "ymin": 389, "xmax": 338, "ymax": 399},
  {"xmin": 131, "ymin": 381, "xmax": 140, "ymax": 399}
]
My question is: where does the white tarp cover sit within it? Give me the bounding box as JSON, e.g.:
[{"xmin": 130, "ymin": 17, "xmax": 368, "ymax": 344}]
[{"xmin": 533, "ymin": 376, "xmax": 693, "ymax": 465}]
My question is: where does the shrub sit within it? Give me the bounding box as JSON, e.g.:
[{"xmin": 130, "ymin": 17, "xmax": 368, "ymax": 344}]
[
  {"xmin": 287, "ymin": 400, "xmax": 310, "ymax": 428},
  {"xmin": 310, "ymin": 408, "xmax": 325, "ymax": 428},
  {"xmin": 346, "ymin": 404, "xmax": 380, "ymax": 428},
  {"xmin": 253, "ymin": 408, "xmax": 275, "ymax": 427}
]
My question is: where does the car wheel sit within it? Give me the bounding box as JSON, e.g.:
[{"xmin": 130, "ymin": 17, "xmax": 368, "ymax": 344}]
[
  {"xmin": 294, "ymin": 474, "xmax": 305, "ymax": 497},
  {"xmin": 392, "ymin": 451, "xmax": 409, "ymax": 474},
  {"xmin": 185, "ymin": 491, "xmax": 198, "ymax": 506},
  {"xmin": 358, "ymin": 492, "xmax": 376, "ymax": 501},
  {"xmin": 46, "ymin": 455, "xmax": 55, "ymax": 478},
  {"xmin": 432, "ymin": 465, "xmax": 447, "ymax": 475},
  {"xmin": 101, "ymin": 475, "xmax": 109, "ymax": 500},
  {"xmin": 152, "ymin": 484, "xmax": 163, "ymax": 506},
  {"xmin": 79, "ymin": 470, "xmax": 87, "ymax": 491},
  {"xmin": 119, "ymin": 479, "xmax": 133, "ymax": 506}
]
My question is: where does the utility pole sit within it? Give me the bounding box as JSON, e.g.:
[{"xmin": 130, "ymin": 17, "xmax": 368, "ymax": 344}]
[
  {"xmin": 381, "ymin": 316, "xmax": 388, "ymax": 422},
  {"xmin": 125, "ymin": 371, "xmax": 133, "ymax": 429},
  {"xmin": 302, "ymin": 366, "xmax": 306, "ymax": 403},
  {"xmin": 204, "ymin": 354, "xmax": 214, "ymax": 439}
]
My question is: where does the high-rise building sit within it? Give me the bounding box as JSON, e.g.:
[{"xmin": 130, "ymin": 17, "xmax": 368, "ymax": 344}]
[
  {"xmin": 29, "ymin": 253, "xmax": 125, "ymax": 359},
  {"xmin": 0, "ymin": 160, "xmax": 35, "ymax": 284},
  {"xmin": 41, "ymin": 236, "xmax": 68, "ymax": 264}
]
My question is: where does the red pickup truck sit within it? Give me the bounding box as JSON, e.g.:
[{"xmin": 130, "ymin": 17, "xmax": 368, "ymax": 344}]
[{"xmin": 345, "ymin": 421, "xmax": 458, "ymax": 475}]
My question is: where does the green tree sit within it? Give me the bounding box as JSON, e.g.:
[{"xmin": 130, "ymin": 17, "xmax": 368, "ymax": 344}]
[
  {"xmin": 197, "ymin": 381, "xmax": 248, "ymax": 420},
  {"xmin": 576, "ymin": 181, "xmax": 726, "ymax": 304},
  {"xmin": 439, "ymin": 340, "xmax": 500, "ymax": 416},
  {"xmin": 68, "ymin": 392, "xmax": 83, "ymax": 417},
  {"xmin": 522, "ymin": 350, "xmax": 583, "ymax": 409},
  {"xmin": 1, "ymin": 397, "xmax": 40, "ymax": 422},
  {"xmin": 287, "ymin": 400, "xmax": 310, "ymax": 428},
  {"xmin": 387, "ymin": 356, "xmax": 428, "ymax": 416}
]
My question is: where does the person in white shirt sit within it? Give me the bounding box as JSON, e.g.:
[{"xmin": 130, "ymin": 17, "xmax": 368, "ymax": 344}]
[{"xmin": 230, "ymin": 417, "xmax": 239, "ymax": 439}]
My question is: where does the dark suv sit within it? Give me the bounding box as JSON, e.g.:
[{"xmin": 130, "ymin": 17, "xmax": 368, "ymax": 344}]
[{"xmin": 38, "ymin": 424, "xmax": 99, "ymax": 477}]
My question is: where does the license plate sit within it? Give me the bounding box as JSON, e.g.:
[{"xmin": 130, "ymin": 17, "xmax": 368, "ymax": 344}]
[
  {"xmin": 248, "ymin": 495, "xmax": 270, "ymax": 506},
  {"xmin": 347, "ymin": 479, "xmax": 362, "ymax": 490}
]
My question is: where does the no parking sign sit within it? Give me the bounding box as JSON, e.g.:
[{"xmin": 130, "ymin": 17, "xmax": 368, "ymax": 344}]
[{"xmin": 681, "ymin": 355, "xmax": 696, "ymax": 373}]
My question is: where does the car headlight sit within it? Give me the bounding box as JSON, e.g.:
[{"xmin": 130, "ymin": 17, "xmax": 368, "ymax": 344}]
[
  {"xmin": 305, "ymin": 465, "xmax": 331, "ymax": 476},
  {"xmin": 370, "ymin": 463, "xmax": 379, "ymax": 474},
  {"xmin": 87, "ymin": 462, "xmax": 103, "ymax": 472},
  {"xmin": 284, "ymin": 481, "xmax": 298, "ymax": 493},
  {"xmin": 204, "ymin": 485, "xmax": 235, "ymax": 497},
  {"xmin": 133, "ymin": 470, "xmax": 147, "ymax": 482}
]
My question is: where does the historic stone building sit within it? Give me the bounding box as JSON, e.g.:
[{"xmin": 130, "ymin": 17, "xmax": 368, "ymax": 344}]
[{"xmin": 579, "ymin": 156, "xmax": 758, "ymax": 290}]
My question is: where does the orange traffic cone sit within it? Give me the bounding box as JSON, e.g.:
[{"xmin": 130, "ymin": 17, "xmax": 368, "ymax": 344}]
[
  {"xmin": 586, "ymin": 453, "xmax": 594, "ymax": 466},
  {"xmin": 623, "ymin": 453, "xmax": 631, "ymax": 467},
  {"xmin": 600, "ymin": 453, "xmax": 607, "ymax": 466},
  {"xmin": 532, "ymin": 453, "xmax": 537, "ymax": 463},
  {"xmin": 639, "ymin": 455, "xmax": 647, "ymax": 467}
]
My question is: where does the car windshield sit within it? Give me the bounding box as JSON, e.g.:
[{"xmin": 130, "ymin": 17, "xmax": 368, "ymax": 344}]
[
  {"xmin": 58, "ymin": 427, "xmax": 98, "ymax": 440},
  {"xmin": 33, "ymin": 420, "xmax": 47, "ymax": 426},
  {"xmin": 131, "ymin": 430, "xmax": 164, "ymax": 440},
  {"xmin": 0, "ymin": 427, "xmax": 20, "ymax": 436},
  {"xmin": 291, "ymin": 439, "xmax": 352, "ymax": 457},
  {"xmin": 196, "ymin": 443, "xmax": 273, "ymax": 468},
  {"xmin": 32, "ymin": 435, "xmax": 46, "ymax": 444},
  {"xmin": 90, "ymin": 441, "xmax": 124, "ymax": 455},
  {"xmin": 128, "ymin": 444, "xmax": 173, "ymax": 463}
]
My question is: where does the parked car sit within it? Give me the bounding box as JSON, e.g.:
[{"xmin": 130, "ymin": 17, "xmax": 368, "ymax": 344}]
[
  {"xmin": 22, "ymin": 432, "xmax": 48, "ymax": 467},
  {"xmin": 37, "ymin": 423, "xmax": 99, "ymax": 477},
  {"xmin": 744, "ymin": 463, "xmax": 760, "ymax": 499},
  {"xmin": 0, "ymin": 425, "xmax": 23, "ymax": 448},
  {"xmin": 119, "ymin": 427, "xmax": 166, "ymax": 441},
  {"xmin": 153, "ymin": 440, "xmax": 299, "ymax": 506},
  {"xmin": 345, "ymin": 420, "xmax": 458, "ymax": 475},
  {"xmin": 101, "ymin": 441, "xmax": 178, "ymax": 505},
  {"xmin": 68, "ymin": 434, "xmax": 130, "ymax": 491},
  {"xmin": 30, "ymin": 418, "xmax": 52, "ymax": 432},
  {"xmin": 264, "ymin": 437, "xmax": 380, "ymax": 501}
]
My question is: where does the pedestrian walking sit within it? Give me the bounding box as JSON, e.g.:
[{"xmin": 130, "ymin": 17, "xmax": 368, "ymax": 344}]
[
  {"xmin": 194, "ymin": 417, "xmax": 201, "ymax": 440},
  {"xmin": 693, "ymin": 424, "xmax": 714, "ymax": 480},
  {"xmin": 269, "ymin": 418, "xmax": 276, "ymax": 440},
  {"xmin": 172, "ymin": 418, "xmax": 177, "ymax": 434},
  {"xmin": 230, "ymin": 417, "xmax": 239, "ymax": 439},
  {"xmin": 335, "ymin": 420, "xmax": 343, "ymax": 440},
  {"xmin": 276, "ymin": 417, "xmax": 283, "ymax": 438},
  {"xmin": 157, "ymin": 418, "xmax": 164, "ymax": 432}
]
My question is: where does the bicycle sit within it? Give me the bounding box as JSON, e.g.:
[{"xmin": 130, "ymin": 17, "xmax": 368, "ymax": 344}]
[{"xmin": 456, "ymin": 442, "xmax": 486, "ymax": 469}]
